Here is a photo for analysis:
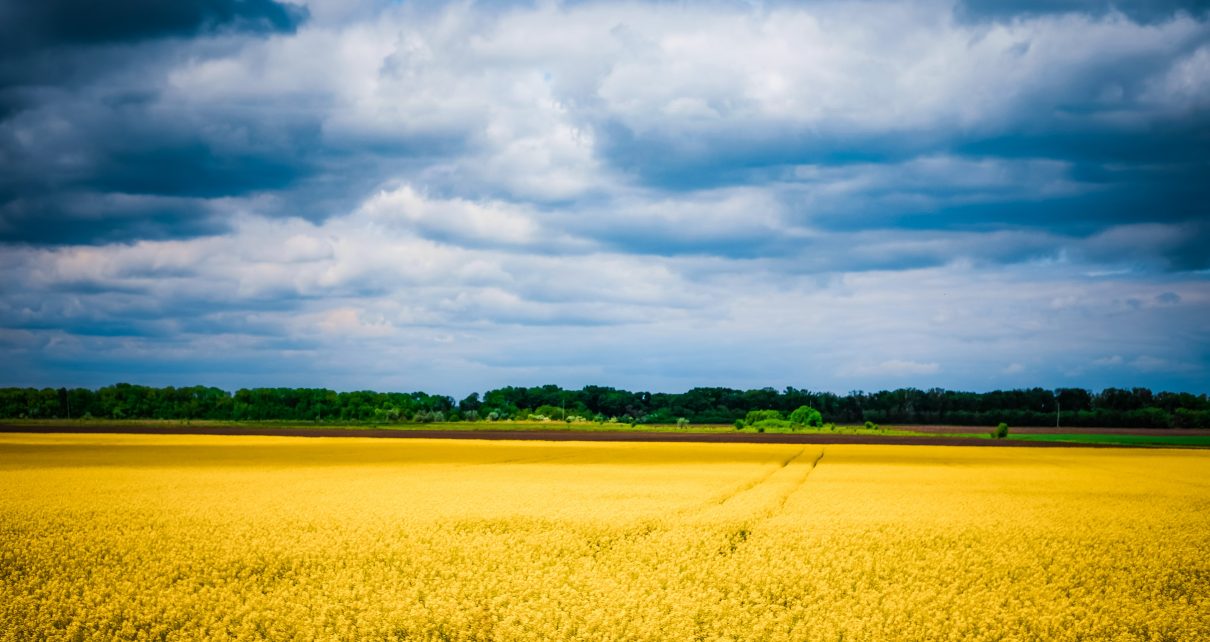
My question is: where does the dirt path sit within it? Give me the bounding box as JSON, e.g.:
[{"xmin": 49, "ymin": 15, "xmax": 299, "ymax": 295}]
[{"xmin": 0, "ymin": 423, "xmax": 1147, "ymax": 448}]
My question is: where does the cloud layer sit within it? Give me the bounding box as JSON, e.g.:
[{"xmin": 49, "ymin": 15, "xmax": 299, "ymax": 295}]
[{"xmin": 1, "ymin": 0, "xmax": 1207, "ymax": 394}]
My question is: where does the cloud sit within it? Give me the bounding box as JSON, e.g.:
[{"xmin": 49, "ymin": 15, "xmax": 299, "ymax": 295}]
[
  {"xmin": 4, "ymin": 219, "xmax": 1207, "ymax": 393},
  {"xmin": 1, "ymin": 0, "xmax": 1207, "ymax": 393},
  {"xmin": 954, "ymin": 0, "xmax": 1209, "ymax": 25},
  {"xmin": 0, "ymin": 192, "xmax": 232, "ymax": 245},
  {"xmin": 0, "ymin": 0, "xmax": 306, "ymax": 54},
  {"xmin": 845, "ymin": 360, "xmax": 943, "ymax": 377},
  {"xmin": 356, "ymin": 186, "xmax": 548, "ymax": 249},
  {"xmin": 1080, "ymin": 222, "xmax": 1210, "ymax": 271},
  {"xmin": 5, "ymin": 1, "xmax": 1208, "ymax": 249},
  {"xmin": 1131, "ymin": 355, "xmax": 1198, "ymax": 373}
]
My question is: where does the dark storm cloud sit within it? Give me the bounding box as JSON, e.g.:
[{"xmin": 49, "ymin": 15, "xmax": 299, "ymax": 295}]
[
  {"xmin": 89, "ymin": 142, "xmax": 312, "ymax": 198},
  {"xmin": 0, "ymin": 104, "xmax": 322, "ymax": 244},
  {"xmin": 0, "ymin": 0, "xmax": 306, "ymax": 55},
  {"xmin": 955, "ymin": 0, "xmax": 1210, "ymax": 23},
  {"xmin": 0, "ymin": 0, "xmax": 313, "ymax": 246},
  {"xmin": 0, "ymin": 192, "xmax": 230, "ymax": 245}
]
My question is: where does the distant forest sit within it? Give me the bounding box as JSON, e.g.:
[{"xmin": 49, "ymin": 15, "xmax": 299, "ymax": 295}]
[{"xmin": 2, "ymin": 384, "xmax": 1208, "ymax": 428}]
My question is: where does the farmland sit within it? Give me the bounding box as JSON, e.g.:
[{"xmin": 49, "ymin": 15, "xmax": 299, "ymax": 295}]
[
  {"xmin": 1, "ymin": 434, "xmax": 1208, "ymax": 641},
  {"xmin": 6, "ymin": 419, "xmax": 1210, "ymax": 449}
]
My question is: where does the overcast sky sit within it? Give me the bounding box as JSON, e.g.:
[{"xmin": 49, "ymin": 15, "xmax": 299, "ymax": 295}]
[{"xmin": 1, "ymin": 0, "xmax": 1207, "ymax": 395}]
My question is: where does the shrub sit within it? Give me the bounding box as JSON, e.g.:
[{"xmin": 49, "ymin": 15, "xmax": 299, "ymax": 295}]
[
  {"xmin": 676, "ymin": 417, "xmax": 690, "ymax": 428},
  {"xmin": 744, "ymin": 409, "xmax": 783, "ymax": 425},
  {"xmin": 735, "ymin": 419, "xmax": 745, "ymax": 430},
  {"xmin": 863, "ymin": 420, "xmax": 880, "ymax": 431},
  {"xmin": 752, "ymin": 419, "xmax": 793, "ymax": 431},
  {"xmin": 535, "ymin": 404, "xmax": 565, "ymax": 421},
  {"xmin": 991, "ymin": 422, "xmax": 1009, "ymax": 439},
  {"xmin": 1173, "ymin": 408, "xmax": 1210, "ymax": 429},
  {"xmin": 789, "ymin": 406, "xmax": 823, "ymax": 428},
  {"xmin": 412, "ymin": 410, "xmax": 445, "ymax": 423}
]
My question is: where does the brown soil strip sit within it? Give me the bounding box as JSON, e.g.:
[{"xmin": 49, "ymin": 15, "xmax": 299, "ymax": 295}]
[
  {"xmin": 887, "ymin": 425, "xmax": 1210, "ymax": 436},
  {"xmin": 0, "ymin": 423, "xmax": 1141, "ymax": 448}
]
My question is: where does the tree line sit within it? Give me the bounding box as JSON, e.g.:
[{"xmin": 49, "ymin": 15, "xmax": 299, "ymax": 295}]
[{"xmin": 1, "ymin": 383, "xmax": 1208, "ymax": 428}]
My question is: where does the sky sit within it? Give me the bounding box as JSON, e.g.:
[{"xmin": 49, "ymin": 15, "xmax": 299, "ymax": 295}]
[{"xmin": 0, "ymin": 0, "xmax": 1207, "ymax": 396}]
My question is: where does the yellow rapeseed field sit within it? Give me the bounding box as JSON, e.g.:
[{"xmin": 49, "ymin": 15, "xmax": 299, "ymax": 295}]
[{"xmin": 1, "ymin": 433, "xmax": 1207, "ymax": 641}]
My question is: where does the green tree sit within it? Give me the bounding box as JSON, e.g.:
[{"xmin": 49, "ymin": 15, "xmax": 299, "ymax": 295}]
[
  {"xmin": 459, "ymin": 393, "xmax": 482, "ymax": 413},
  {"xmin": 788, "ymin": 405, "xmax": 823, "ymax": 428}
]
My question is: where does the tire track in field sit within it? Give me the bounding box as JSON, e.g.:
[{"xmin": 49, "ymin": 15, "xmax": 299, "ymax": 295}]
[
  {"xmin": 714, "ymin": 447, "xmax": 826, "ymax": 557},
  {"xmin": 747, "ymin": 446, "xmax": 825, "ymax": 521},
  {"xmin": 709, "ymin": 447, "xmax": 808, "ymax": 508},
  {"xmin": 576, "ymin": 448, "xmax": 821, "ymax": 559},
  {"xmin": 675, "ymin": 446, "xmax": 825, "ymax": 528},
  {"xmin": 768, "ymin": 448, "xmax": 825, "ymax": 516}
]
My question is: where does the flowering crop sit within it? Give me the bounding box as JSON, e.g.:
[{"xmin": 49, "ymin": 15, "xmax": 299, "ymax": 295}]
[{"xmin": 1, "ymin": 434, "xmax": 1207, "ymax": 640}]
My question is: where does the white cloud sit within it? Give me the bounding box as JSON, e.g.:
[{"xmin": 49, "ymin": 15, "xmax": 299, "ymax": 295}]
[
  {"xmin": 6, "ymin": 217, "xmax": 1208, "ymax": 392},
  {"xmin": 151, "ymin": 2, "xmax": 1209, "ymax": 204},
  {"xmin": 356, "ymin": 185, "xmax": 546, "ymax": 247},
  {"xmin": 1144, "ymin": 43, "xmax": 1210, "ymax": 109}
]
